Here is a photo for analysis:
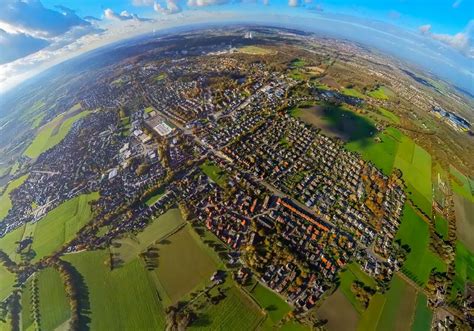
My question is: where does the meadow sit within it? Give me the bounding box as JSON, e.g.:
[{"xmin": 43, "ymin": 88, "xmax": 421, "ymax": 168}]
[
  {"xmin": 147, "ymin": 224, "xmax": 218, "ymax": 305},
  {"xmin": 112, "ymin": 208, "xmax": 186, "ymax": 264},
  {"xmin": 63, "ymin": 249, "xmax": 166, "ymax": 330},
  {"xmin": 450, "ymin": 241, "xmax": 474, "ymax": 301},
  {"xmin": 338, "ymin": 263, "xmax": 377, "ymax": 313},
  {"xmin": 396, "ymin": 205, "xmax": 446, "ymax": 286},
  {"xmin": 0, "ymin": 265, "xmax": 15, "ymax": 301},
  {"xmin": 20, "ymin": 268, "xmax": 71, "ymax": 331},
  {"xmin": 434, "ymin": 214, "xmax": 449, "ymax": 240},
  {"xmin": 0, "ymin": 174, "xmax": 29, "ymax": 220},
  {"xmin": 24, "ymin": 106, "xmax": 90, "ymax": 159},
  {"xmin": 200, "ymin": 160, "xmax": 228, "ymax": 189},
  {"xmin": 248, "ymin": 282, "xmax": 292, "ymax": 324},
  {"xmin": 341, "ymin": 87, "xmax": 366, "ymax": 99},
  {"xmin": 393, "ymin": 136, "xmax": 432, "ymax": 216},
  {"xmin": 30, "ymin": 192, "xmax": 99, "ymax": 262},
  {"xmin": 189, "ymin": 283, "xmax": 264, "ymax": 331},
  {"xmin": 449, "ymin": 166, "xmax": 473, "ymax": 202},
  {"xmin": 367, "ymin": 86, "xmax": 394, "ymax": 100},
  {"xmin": 357, "ymin": 275, "xmax": 417, "ymax": 331},
  {"xmin": 411, "ymin": 293, "xmax": 433, "ymax": 331}
]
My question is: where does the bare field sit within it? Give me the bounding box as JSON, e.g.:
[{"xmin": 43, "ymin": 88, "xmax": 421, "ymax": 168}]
[
  {"xmin": 453, "ymin": 193, "xmax": 474, "ymax": 251},
  {"xmin": 317, "ymin": 290, "xmax": 359, "ymax": 331}
]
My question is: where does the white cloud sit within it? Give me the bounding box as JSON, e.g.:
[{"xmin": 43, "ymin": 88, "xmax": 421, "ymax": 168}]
[
  {"xmin": 103, "ymin": 8, "xmax": 152, "ymax": 21},
  {"xmin": 288, "ymin": 0, "xmax": 299, "ymax": 7},
  {"xmin": 263, "ymin": 0, "xmax": 269, "ymax": 5},
  {"xmin": 154, "ymin": 0, "xmax": 182, "ymax": 14},
  {"xmin": 0, "ymin": 0, "xmax": 90, "ymax": 38},
  {"xmin": 187, "ymin": 0, "xmax": 230, "ymax": 7},
  {"xmin": 419, "ymin": 21, "xmax": 473, "ymax": 58},
  {"xmin": 133, "ymin": 0, "xmax": 155, "ymax": 6},
  {"xmin": 418, "ymin": 24, "xmax": 432, "ymax": 34},
  {"xmin": 0, "ymin": 29, "xmax": 49, "ymax": 64}
]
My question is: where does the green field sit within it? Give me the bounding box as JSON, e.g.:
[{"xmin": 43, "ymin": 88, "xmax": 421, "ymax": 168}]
[
  {"xmin": 238, "ymin": 46, "xmax": 275, "ymax": 55},
  {"xmin": 394, "ymin": 136, "xmax": 433, "ymax": 216},
  {"xmin": 249, "ymin": 282, "xmax": 291, "ymax": 324},
  {"xmin": 0, "ymin": 174, "xmax": 29, "ymax": 220},
  {"xmin": 450, "ymin": 241, "xmax": 474, "ymax": 300},
  {"xmin": 147, "ymin": 224, "xmax": 218, "ymax": 305},
  {"xmin": 21, "ymin": 277, "xmax": 35, "ymax": 330},
  {"xmin": 396, "ymin": 205, "xmax": 446, "ymax": 286},
  {"xmin": 346, "ymin": 127, "xmax": 401, "ymax": 175},
  {"xmin": 200, "ymin": 160, "xmax": 228, "ymax": 188},
  {"xmin": 144, "ymin": 186, "xmax": 165, "ymax": 206},
  {"xmin": 377, "ymin": 107, "xmax": 400, "ymax": 124},
  {"xmin": 434, "ymin": 214, "xmax": 449, "ymax": 240},
  {"xmin": 21, "ymin": 268, "xmax": 70, "ymax": 331},
  {"xmin": 24, "ymin": 108, "xmax": 91, "ymax": 159},
  {"xmin": 341, "ymin": 87, "xmax": 366, "ymax": 99},
  {"xmin": 0, "ymin": 265, "xmax": 15, "ymax": 301},
  {"xmin": 357, "ymin": 275, "xmax": 416, "ymax": 331},
  {"xmin": 63, "ymin": 249, "xmax": 166, "ymax": 330},
  {"xmin": 189, "ymin": 284, "xmax": 264, "ymax": 331},
  {"xmin": 367, "ymin": 86, "xmax": 394, "ymax": 100},
  {"xmin": 450, "ymin": 166, "xmax": 474, "ymax": 202},
  {"xmin": 112, "ymin": 208, "xmax": 185, "ymax": 264},
  {"xmin": 338, "ymin": 263, "xmax": 377, "ymax": 313},
  {"xmin": 411, "ymin": 293, "xmax": 432, "ymax": 331},
  {"xmin": 30, "ymin": 192, "xmax": 99, "ymax": 262},
  {"xmin": 0, "ymin": 225, "xmax": 25, "ymax": 262}
]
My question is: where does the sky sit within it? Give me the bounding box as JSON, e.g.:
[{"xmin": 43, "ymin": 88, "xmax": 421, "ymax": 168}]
[{"xmin": 0, "ymin": 0, "xmax": 473, "ymax": 94}]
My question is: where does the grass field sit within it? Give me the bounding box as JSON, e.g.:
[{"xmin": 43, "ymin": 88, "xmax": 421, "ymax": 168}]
[
  {"xmin": 449, "ymin": 166, "xmax": 473, "ymax": 202},
  {"xmin": 37, "ymin": 268, "xmax": 71, "ymax": 330},
  {"xmin": 30, "ymin": 192, "xmax": 99, "ymax": 262},
  {"xmin": 341, "ymin": 88, "xmax": 366, "ymax": 99},
  {"xmin": 0, "ymin": 265, "xmax": 15, "ymax": 301},
  {"xmin": 434, "ymin": 214, "xmax": 449, "ymax": 240},
  {"xmin": 147, "ymin": 224, "xmax": 218, "ymax": 305},
  {"xmin": 279, "ymin": 320, "xmax": 309, "ymax": 331},
  {"xmin": 63, "ymin": 249, "xmax": 166, "ymax": 330},
  {"xmin": 21, "ymin": 277, "xmax": 35, "ymax": 330},
  {"xmin": 346, "ymin": 127, "xmax": 401, "ymax": 176},
  {"xmin": 189, "ymin": 283, "xmax": 264, "ymax": 331},
  {"xmin": 144, "ymin": 186, "xmax": 165, "ymax": 206},
  {"xmin": 450, "ymin": 241, "xmax": 474, "ymax": 300},
  {"xmin": 24, "ymin": 108, "xmax": 90, "ymax": 159},
  {"xmin": 367, "ymin": 86, "xmax": 394, "ymax": 100},
  {"xmin": 318, "ymin": 290, "xmax": 359, "ymax": 331},
  {"xmin": 249, "ymin": 282, "xmax": 291, "ymax": 324},
  {"xmin": 200, "ymin": 160, "xmax": 228, "ymax": 189},
  {"xmin": 0, "ymin": 174, "xmax": 29, "ymax": 220},
  {"xmin": 453, "ymin": 193, "xmax": 474, "ymax": 251},
  {"xmin": 112, "ymin": 208, "xmax": 185, "ymax": 264},
  {"xmin": 357, "ymin": 275, "xmax": 417, "ymax": 331},
  {"xmin": 396, "ymin": 204, "xmax": 446, "ymax": 286},
  {"xmin": 338, "ymin": 263, "xmax": 377, "ymax": 313},
  {"xmin": 394, "ymin": 136, "xmax": 432, "ymax": 216},
  {"xmin": 377, "ymin": 107, "xmax": 400, "ymax": 124},
  {"xmin": 0, "ymin": 225, "xmax": 25, "ymax": 262},
  {"xmin": 411, "ymin": 293, "xmax": 432, "ymax": 331}
]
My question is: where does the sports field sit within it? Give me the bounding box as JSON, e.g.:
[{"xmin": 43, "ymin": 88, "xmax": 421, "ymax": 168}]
[
  {"xmin": 0, "ymin": 174, "xmax": 29, "ymax": 220},
  {"xmin": 112, "ymin": 208, "xmax": 185, "ymax": 264},
  {"xmin": 249, "ymin": 282, "xmax": 291, "ymax": 324},
  {"xmin": 396, "ymin": 205, "xmax": 446, "ymax": 286},
  {"xmin": 411, "ymin": 293, "xmax": 432, "ymax": 331},
  {"xmin": 63, "ymin": 249, "xmax": 166, "ymax": 330},
  {"xmin": 393, "ymin": 136, "xmax": 432, "ymax": 216},
  {"xmin": 338, "ymin": 263, "xmax": 377, "ymax": 313},
  {"xmin": 147, "ymin": 224, "xmax": 218, "ymax": 305},
  {"xmin": 357, "ymin": 275, "xmax": 417, "ymax": 331},
  {"xmin": 30, "ymin": 192, "xmax": 99, "ymax": 262},
  {"xmin": 24, "ymin": 105, "xmax": 90, "ymax": 159},
  {"xmin": 450, "ymin": 241, "xmax": 474, "ymax": 300}
]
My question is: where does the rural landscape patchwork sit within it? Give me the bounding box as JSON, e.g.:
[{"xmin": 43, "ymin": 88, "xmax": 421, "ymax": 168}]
[{"xmin": 0, "ymin": 18, "xmax": 473, "ymax": 331}]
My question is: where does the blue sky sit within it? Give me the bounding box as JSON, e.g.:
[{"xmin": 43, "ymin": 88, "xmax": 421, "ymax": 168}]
[{"xmin": 0, "ymin": 0, "xmax": 472, "ymax": 93}]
